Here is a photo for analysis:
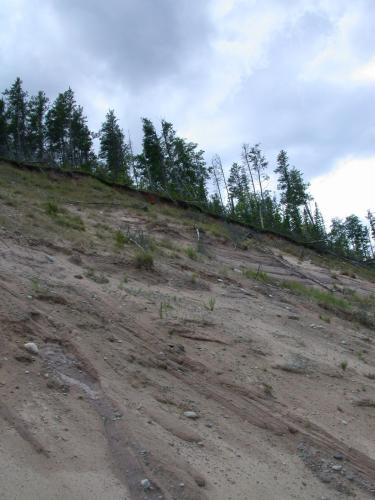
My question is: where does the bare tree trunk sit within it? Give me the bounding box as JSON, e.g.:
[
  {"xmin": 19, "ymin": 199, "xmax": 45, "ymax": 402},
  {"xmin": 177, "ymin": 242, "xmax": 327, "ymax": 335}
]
[
  {"xmin": 211, "ymin": 157, "xmax": 225, "ymax": 213},
  {"xmin": 127, "ymin": 133, "xmax": 139, "ymax": 188},
  {"xmin": 304, "ymin": 202, "xmax": 315, "ymax": 226},
  {"xmin": 216, "ymin": 155, "xmax": 233, "ymax": 213}
]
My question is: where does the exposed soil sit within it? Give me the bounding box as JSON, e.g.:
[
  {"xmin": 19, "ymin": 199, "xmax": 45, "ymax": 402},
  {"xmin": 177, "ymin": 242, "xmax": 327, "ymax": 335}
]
[{"xmin": 0, "ymin": 162, "xmax": 374, "ymax": 499}]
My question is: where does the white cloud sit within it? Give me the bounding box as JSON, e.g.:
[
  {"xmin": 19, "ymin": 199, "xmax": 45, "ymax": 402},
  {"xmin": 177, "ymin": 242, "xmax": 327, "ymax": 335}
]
[
  {"xmin": 352, "ymin": 58, "xmax": 375, "ymax": 83},
  {"xmin": 310, "ymin": 155, "xmax": 375, "ymax": 224}
]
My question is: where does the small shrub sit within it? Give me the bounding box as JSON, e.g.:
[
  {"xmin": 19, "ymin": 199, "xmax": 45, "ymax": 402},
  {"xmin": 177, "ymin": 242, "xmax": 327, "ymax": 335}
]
[
  {"xmin": 340, "ymin": 360, "xmax": 348, "ymax": 371},
  {"xmin": 243, "ymin": 268, "xmax": 271, "ymax": 284},
  {"xmin": 44, "ymin": 201, "xmax": 85, "ymax": 231},
  {"xmin": 114, "ymin": 230, "xmax": 127, "ymax": 248},
  {"xmin": 185, "ymin": 246, "xmax": 198, "ymax": 260},
  {"xmin": 263, "ymin": 383, "xmax": 273, "ymax": 396},
  {"xmin": 45, "ymin": 200, "xmax": 59, "ymax": 216},
  {"xmin": 159, "ymin": 301, "xmax": 173, "ymax": 319},
  {"xmin": 85, "ymin": 268, "xmax": 109, "ymax": 284},
  {"xmin": 57, "ymin": 212, "xmax": 85, "ymax": 231},
  {"xmin": 319, "ymin": 314, "xmax": 331, "ymax": 323},
  {"xmin": 205, "ymin": 296, "xmax": 216, "ymax": 311},
  {"xmin": 237, "ymin": 238, "xmax": 254, "ymax": 251},
  {"xmin": 135, "ymin": 250, "xmax": 154, "ymax": 270}
]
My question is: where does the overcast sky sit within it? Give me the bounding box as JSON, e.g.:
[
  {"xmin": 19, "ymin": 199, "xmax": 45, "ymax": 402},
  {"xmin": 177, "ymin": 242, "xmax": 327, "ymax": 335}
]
[{"xmin": 1, "ymin": 0, "xmax": 374, "ymax": 222}]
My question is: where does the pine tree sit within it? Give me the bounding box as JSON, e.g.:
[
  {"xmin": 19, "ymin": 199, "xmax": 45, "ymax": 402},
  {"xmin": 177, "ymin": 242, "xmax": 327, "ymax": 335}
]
[
  {"xmin": 367, "ymin": 210, "xmax": 375, "ymax": 242},
  {"xmin": 275, "ymin": 150, "xmax": 312, "ymax": 235},
  {"xmin": 0, "ymin": 98, "xmax": 8, "ymax": 156},
  {"xmin": 99, "ymin": 109, "xmax": 130, "ymax": 183},
  {"xmin": 46, "ymin": 88, "xmax": 75, "ymax": 165},
  {"xmin": 139, "ymin": 118, "xmax": 165, "ymax": 190},
  {"xmin": 3, "ymin": 77, "xmax": 28, "ymax": 159},
  {"xmin": 26, "ymin": 91, "xmax": 49, "ymax": 161},
  {"xmin": 172, "ymin": 136, "xmax": 208, "ymax": 202},
  {"xmin": 70, "ymin": 105, "xmax": 93, "ymax": 168},
  {"xmin": 160, "ymin": 119, "xmax": 176, "ymax": 183},
  {"xmin": 344, "ymin": 214, "xmax": 371, "ymax": 260},
  {"xmin": 247, "ymin": 144, "xmax": 269, "ymax": 228},
  {"xmin": 312, "ymin": 203, "xmax": 326, "ymax": 242},
  {"xmin": 329, "ymin": 218, "xmax": 350, "ymax": 256}
]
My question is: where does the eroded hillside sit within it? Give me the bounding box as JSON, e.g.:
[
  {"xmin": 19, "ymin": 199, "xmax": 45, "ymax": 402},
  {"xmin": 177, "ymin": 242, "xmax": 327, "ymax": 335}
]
[{"xmin": 0, "ymin": 161, "xmax": 375, "ymax": 500}]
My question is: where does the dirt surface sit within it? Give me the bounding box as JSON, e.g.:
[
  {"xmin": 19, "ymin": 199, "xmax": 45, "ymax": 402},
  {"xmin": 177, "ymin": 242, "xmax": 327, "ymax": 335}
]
[{"xmin": 0, "ymin": 162, "xmax": 375, "ymax": 499}]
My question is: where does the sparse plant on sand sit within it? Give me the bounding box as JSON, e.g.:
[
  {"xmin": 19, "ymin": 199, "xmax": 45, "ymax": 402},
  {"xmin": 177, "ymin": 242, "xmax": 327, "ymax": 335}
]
[
  {"xmin": 205, "ymin": 296, "xmax": 216, "ymax": 311},
  {"xmin": 243, "ymin": 267, "xmax": 271, "ymax": 283},
  {"xmin": 44, "ymin": 201, "xmax": 85, "ymax": 231},
  {"xmin": 263, "ymin": 383, "xmax": 273, "ymax": 396},
  {"xmin": 159, "ymin": 300, "xmax": 173, "ymax": 319},
  {"xmin": 45, "ymin": 200, "xmax": 59, "ymax": 216},
  {"xmin": 114, "ymin": 230, "xmax": 127, "ymax": 248},
  {"xmin": 135, "ymin": 250, "xmax": 154, "ymax": 270},
  {"xmin": 185, "ymin": 246, "xmax": 198, "ymax": 260},
  {"xmin": 340, "ymin": 360, "xmax": 348, "ymax": 371},
  {"xmin": 319, "ymin": 314, "xmax": 331, "ymax": 323}
]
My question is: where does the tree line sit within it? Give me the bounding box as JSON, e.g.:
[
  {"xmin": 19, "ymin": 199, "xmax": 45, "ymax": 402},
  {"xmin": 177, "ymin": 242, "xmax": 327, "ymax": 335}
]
[{"xmin": 0, "ymin": 77, "xmax": 374, "ymax": 262}]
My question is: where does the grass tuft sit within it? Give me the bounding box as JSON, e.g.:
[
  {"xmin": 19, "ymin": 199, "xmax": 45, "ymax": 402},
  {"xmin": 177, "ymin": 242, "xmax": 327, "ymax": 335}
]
[
  {"xmin": 281, "ymin": 280, "xmax": 350, "ymax": 310},
  {"xmin": 243, "ymin": 268, "xmax": 271, "ymax": 283},
  {"xmin": 185, "ymin": 246, "xmax": 198, "ymax": 260},
  {"xmin": 135, "ymin": 250, "xmax": 154, "ymax": 270},
  {"xmin": 114, "ymin": 230, "xmax": 127, "ymax": 248}
]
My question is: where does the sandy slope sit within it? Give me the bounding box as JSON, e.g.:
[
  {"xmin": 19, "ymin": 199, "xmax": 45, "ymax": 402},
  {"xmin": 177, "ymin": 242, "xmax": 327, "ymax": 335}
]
[{"xmin": 0, "ymin": 163, "xmax": 374, "ymax": 499}]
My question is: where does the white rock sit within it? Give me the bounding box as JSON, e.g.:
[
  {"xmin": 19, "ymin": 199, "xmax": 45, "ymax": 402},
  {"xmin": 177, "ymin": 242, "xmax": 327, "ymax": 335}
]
[
  {"xmin": 24, "ymin": 342, "xmax": 39, "ymax": 355},
  {"xmin": 184, "ymin": 411, "xmax": 198, "ymax": 419},
  {"xmin": 332, "ymin": 465, "xmax": 342, "ymax": 471},
  {"xmin": 141, "ymin": 478, "xmax": 151, "ymax": 490}
]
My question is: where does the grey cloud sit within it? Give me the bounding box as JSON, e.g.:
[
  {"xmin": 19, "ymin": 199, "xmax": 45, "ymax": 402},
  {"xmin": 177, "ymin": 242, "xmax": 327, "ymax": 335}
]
[
  {"xmin": 48, "ymin": 0, "xmax": 213, "ymax": 89},
  {"xmin": 0, "ymin": 0, "xmax": 375, "ymax": 186},
  {"xmin": 219, "ymin": 7, "xmax": 375, "ymax": 178}
]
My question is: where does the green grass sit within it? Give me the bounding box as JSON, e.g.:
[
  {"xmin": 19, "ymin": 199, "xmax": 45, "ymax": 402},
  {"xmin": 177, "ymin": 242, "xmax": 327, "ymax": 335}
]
[
  {"xmin": 114, "ymin": 230, "xmax": 127, "ymax": 248},
  {"xmin": 45, "ymin": 200, "xmax": 59, "ymax": 216},
  {"xmin": 43, "ymin": 201, "xmax": 85, "ymax": 231},
  {"xmin": 84, "ymin": 268, "xmax": 109, "ymax": 284},
  {"xmin": 201, "ymin": 221, "xmax": 230, "ymax": 240},
  {"xmin": 243, "ymin": 268, "xmax": 272, "ymax": 283},
  {"xmin": 205, "ymin": 296, "xmax": 216, "ymax": 311},
  {"xmin": 340, "ymin": 360, "xmax": 348, "ymax": 371},
  {"xmin": 185, "ymin": 246, "xmax": 198, "ymax": 260},
  {"xmin": 159, "ymin": 300, "xmax": 173, "ymax": 319},
  {"xmin": 281, "ymin": 279, "xmax": 375, "ymax": 328},
  {"xmin": 281, "ymin": 280, "xmax": 351, "ymax": 310}
]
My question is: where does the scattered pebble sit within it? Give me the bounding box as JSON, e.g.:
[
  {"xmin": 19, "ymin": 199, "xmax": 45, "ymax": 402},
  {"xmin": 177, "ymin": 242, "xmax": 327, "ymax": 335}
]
[
  {"xmin": 332, "ymin": 465, "xmax": 342, "ymax": 471},
  {"xmin": 24, "ymin": 342, "xmax": 39, "ymax": 355},
  {"xmin": 141, "ymin": 478, "xmax": 151, "ymax": 490},
  {"xmin": 184, "ymin": 411, "xmax": 198, "ymax": 419}
]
